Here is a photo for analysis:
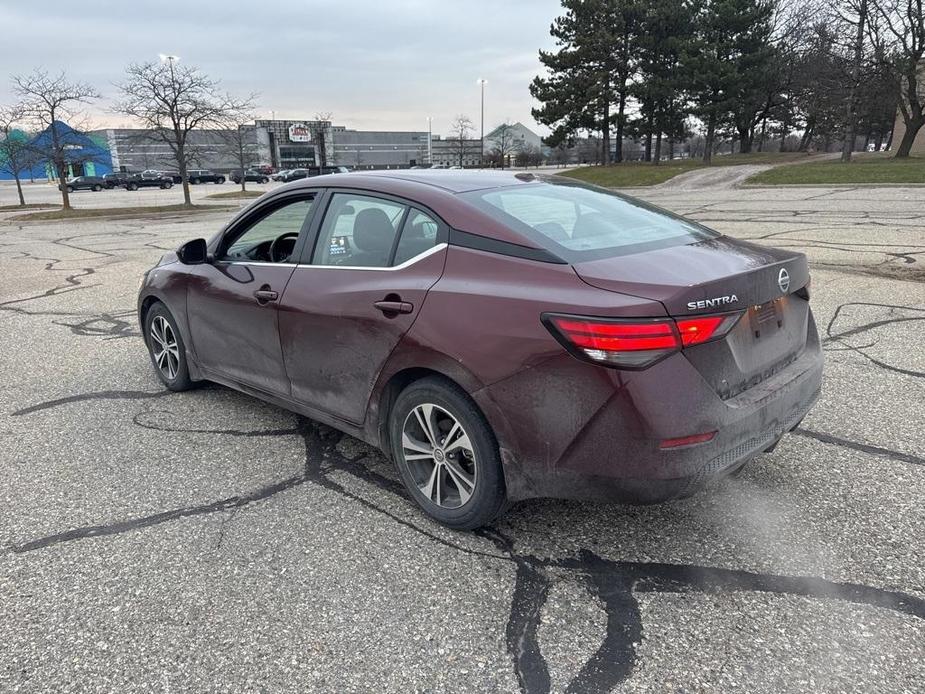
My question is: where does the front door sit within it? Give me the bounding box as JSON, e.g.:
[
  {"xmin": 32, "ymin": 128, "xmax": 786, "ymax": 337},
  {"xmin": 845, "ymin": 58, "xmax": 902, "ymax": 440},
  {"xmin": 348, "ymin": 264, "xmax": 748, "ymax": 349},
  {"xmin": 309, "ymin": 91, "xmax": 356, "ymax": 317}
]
[
  {"xmin": 279, "ymin": 191, "xmax": 447, "ymax": 424},
  {"xmin": 187, "ymin": 194, "xmax": 318, "ymax": 395}
]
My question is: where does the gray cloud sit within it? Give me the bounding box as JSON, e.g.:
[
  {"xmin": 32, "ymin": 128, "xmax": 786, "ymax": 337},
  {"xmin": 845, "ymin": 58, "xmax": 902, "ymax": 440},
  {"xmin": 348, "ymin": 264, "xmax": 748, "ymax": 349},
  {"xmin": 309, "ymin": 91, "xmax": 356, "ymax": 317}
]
[{"xmin": 0, "ymin": 0, "xmax": 561, "ymax": 136}]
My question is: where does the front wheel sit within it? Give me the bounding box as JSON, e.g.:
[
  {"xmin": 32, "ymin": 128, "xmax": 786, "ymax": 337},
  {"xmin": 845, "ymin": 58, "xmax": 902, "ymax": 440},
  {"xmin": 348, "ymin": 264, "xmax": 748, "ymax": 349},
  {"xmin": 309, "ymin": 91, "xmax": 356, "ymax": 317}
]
[
  {"xmin": 215, "ymin": 177, "xmax": 225, "ymax": 184},
  {"xmin": 92, "ymin": 184, "xmax": 102, "ymax": 191},
  {"xmin": 66, "ymin": 185, "xmax": 74, "ymax": 193},
  {"xmin": 144, "ymin": 303, "xmax": 194, "ymax": 391},
  {"xmin": 389, "ymin": 377, "xmax": 506, "ymax": 530},
  {"xmin": 127, "ymin": 183, "xmax": 138, "ymax": 191}
]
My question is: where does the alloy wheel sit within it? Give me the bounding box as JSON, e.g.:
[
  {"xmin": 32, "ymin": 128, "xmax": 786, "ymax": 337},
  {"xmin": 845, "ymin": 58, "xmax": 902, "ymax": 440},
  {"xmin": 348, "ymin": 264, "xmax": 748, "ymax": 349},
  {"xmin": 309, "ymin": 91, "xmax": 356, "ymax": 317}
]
[
  {"xmin": 149, "ymin": 315, "xmax": 180, "ymax": 380},
  {"xmin": 401, "ymin": 403, "xmax": 477, "ymax": 509}
]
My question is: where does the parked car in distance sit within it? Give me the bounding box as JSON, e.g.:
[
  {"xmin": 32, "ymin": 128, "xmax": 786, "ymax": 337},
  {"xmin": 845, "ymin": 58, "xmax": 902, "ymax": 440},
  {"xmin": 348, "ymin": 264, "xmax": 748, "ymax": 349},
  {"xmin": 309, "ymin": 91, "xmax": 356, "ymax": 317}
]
[
  {"xmin": 138, "ymin": 170, "xmax": 822, "ymax": 530},
  {"xmin": 186, "ymin": 169, "xmax": 226, "ymax": 184},
  {"xmin": 60, "ymin": 176, "xmax": 106, "ymax": 192},
  {"xmin": 280, "ymin": 166, "xmax": 349, "ymax": 182},
  {"xmin": 231, "ymin": 169, "xmax": 271, "ymax": 184},
  {"xmin": 141, "ymin": 169, "xmax": 182, "ymax": 184},
  {"xmin": 124, "ymin": 171, "xmax": 174, "ymax": 190},
  {"xmin": 103, "ymin": 172, "xmax": 135, "ymax": 188},
  {"xmin": 271, "ymin": 169, "xmax": 291, "ymax": 181}
]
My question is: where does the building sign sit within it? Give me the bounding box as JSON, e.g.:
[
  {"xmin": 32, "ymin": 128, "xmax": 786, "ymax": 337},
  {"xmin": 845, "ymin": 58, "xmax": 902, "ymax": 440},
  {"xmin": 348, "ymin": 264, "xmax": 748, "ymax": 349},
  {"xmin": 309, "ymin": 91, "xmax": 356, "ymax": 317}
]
[{"xmin": 288, "ymin": 123, "xmax": 313, "ymax": 143}]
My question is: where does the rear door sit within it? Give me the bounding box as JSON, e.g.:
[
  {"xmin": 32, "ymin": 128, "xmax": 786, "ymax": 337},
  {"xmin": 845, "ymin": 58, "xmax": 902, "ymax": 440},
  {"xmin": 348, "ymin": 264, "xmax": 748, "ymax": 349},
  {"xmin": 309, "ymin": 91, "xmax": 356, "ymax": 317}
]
[{"xmin": 278, "ymin": 190, "xmax": 447, "ymax": 423}]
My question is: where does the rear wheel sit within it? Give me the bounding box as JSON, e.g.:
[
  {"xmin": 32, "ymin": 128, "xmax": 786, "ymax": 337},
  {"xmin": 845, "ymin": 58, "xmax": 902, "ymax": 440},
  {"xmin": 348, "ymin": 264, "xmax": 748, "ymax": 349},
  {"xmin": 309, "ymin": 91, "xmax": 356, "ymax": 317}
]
[
  {"xmin": 92, "ymin": 184, "xmax": 102, "ymax": 191},
  {"xmin": 190, "ymin": 178, "xmax": 200, "ymax": 184},
  {"xmin": 144, "ymin": 303, "xmax": 194, "ymax": 391},
  {"xmin": 66, "ymin": 185, "xmax": 74, "ymax": 193},
  {"xmin": 389, "ymin": 377, "xmax": 506, "ymax": 530},
  {"xmin": 215, "ymin": 177, "xmax": 225, "ymax": 184},
  {"xmin": 127, "ymin": 183, "xmax": 138, "ymax": 191}
]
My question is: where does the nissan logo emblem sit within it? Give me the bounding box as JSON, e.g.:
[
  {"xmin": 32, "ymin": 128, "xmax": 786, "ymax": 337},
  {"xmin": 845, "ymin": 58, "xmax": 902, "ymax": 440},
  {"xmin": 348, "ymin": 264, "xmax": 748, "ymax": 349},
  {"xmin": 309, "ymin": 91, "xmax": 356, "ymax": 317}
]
[{"xmin": 778, "ymin": 268, "xmax": 791, "ymax": 293}]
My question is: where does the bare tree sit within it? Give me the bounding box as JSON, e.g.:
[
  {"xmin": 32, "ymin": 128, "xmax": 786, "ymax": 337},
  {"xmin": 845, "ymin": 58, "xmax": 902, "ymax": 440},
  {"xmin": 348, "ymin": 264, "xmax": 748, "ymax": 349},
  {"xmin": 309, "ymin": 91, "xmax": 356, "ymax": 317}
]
[
  {"xmin": 115, "ymin": 59, "xmax": 255, "ymax": 205},
  {"xmin": 12, "ymin": 70, "xmax": 100, "ymax": 210},
  {"xmin": 488, "ymin": 122, "xmax": 523, "ymax": 170},
  {"xmin": 870, "ymin": 0, "xmax": 925, "ymax": 156},
  {"xmin": 446, "ymin": 115, "xmax": 479, "ymax": 167},
  {"xmin": 0, "ymin": 103, "xmax": 38, "ymax": 207},
  {"xmin": 221, "ymin": 115, "xmax": 260, "ymax": 192}
]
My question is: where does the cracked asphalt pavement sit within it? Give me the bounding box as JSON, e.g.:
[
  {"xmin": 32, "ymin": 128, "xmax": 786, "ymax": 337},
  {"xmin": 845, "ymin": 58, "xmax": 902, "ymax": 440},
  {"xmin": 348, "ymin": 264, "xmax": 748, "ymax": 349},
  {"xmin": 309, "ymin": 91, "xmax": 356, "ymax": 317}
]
[{"xmin": 0, "ymin": 181, "xmax": 923, "ymax": 693}]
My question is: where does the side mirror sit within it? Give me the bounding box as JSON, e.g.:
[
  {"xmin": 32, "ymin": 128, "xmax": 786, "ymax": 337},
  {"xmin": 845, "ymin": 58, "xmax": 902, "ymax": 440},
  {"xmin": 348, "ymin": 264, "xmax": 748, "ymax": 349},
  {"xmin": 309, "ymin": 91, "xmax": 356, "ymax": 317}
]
[{"xmin": 177, "ymin": 238, "xmax": 209, "ymax": 265}]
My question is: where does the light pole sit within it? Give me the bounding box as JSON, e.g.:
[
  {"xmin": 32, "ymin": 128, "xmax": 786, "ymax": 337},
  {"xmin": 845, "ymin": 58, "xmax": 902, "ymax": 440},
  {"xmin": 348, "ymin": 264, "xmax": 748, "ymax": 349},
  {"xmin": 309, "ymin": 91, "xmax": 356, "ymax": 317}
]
[
  {"xmin": 477, "ymin": 79, "xmax": 487, "ymax": 167},
  {"xmin": 426, "ymin": 117, "xmax": 433, "ymax": 166}
]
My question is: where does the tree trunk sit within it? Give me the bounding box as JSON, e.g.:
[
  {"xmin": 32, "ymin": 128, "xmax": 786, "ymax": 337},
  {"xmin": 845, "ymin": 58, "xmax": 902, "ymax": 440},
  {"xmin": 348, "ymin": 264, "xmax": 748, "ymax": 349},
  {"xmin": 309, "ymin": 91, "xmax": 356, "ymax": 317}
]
[
  {"xmin": 615, "ymin": 87, "xmax": 626, "ymax": 163},
  {"xmin": 644, "ymin": 114, "xmax": 653, "ymax": 162},
  {"xmin": 14, "ymin": 174, "xmax": 25, "ymax": 206},
  {"xmin": 653, "ymin": 131, "xmax": 662, "ymax": 165},
  {"xmin": 841, "ymin": 0, "xmax": 867, "ymax": 163},
  {"xmin": 894, "ymin": 117, "xmax": 925, "ymax": 157},
  {"xmin": 704, "ymin": 114, "xmax": 716, "ymax": 165},
  {"xmin": 875, "ymin": 130, "xmax": 884, "ymax": 151},
  {"xmin": 601, "ymin": 100, "xmax": 611, "ymax": 166},
  {"xmin": 56, "ymin": 158, "xmax": 71, "ymax": 210},
  {"xmin": 177, "ymin": 140, "xmax": 191, "ymax": 206}
]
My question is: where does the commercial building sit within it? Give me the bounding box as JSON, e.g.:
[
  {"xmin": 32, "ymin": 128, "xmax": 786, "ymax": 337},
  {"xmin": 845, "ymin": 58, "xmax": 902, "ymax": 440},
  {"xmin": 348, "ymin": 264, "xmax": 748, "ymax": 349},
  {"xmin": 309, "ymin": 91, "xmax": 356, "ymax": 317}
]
[
  {"xmin": 331, "ymin": 128, "xmax": 430, "ymax": 169},
  {"xmin": 430, "ymin": 137, "xmax": 482, "ymax": 167},
  {"xmin": 96, "ymin": 127, "xmax": 265, "ymax": 173},
  {"xmin": 0, "ymin": 121, "xmax": 113, "ymax": 181},
  {"xmin": 81, "ymin": 119, "xmax": 545, "ymax": 174}
]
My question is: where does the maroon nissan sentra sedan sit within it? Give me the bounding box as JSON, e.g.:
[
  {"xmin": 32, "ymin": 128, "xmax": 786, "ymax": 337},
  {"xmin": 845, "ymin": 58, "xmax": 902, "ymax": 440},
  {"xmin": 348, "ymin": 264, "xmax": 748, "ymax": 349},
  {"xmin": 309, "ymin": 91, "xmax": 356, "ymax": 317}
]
[{"xmin": 138, "ymin": 170, "xmax": 822, "ymax": 529}]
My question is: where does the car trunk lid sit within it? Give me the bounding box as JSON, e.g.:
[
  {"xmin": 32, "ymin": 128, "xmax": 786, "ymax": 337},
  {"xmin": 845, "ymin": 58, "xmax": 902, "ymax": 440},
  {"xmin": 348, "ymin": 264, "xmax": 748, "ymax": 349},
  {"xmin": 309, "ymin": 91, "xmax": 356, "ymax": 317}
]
[{"xmin": 572, "ymin": 237, "xmax": 813, "ymax": 399}]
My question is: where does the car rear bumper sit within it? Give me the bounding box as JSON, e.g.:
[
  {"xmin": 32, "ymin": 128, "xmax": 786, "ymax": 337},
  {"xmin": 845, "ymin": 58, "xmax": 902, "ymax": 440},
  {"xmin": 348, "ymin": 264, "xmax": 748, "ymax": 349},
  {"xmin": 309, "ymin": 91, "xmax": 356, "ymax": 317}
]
[{"xmin": 481, "ymin": 328, "xmax": 823, "ymax": 504}]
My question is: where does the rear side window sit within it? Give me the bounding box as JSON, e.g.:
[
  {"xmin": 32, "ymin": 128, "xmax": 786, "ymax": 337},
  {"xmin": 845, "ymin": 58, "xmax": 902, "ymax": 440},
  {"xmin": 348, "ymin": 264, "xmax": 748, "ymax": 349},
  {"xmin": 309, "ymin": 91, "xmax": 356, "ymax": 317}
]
[
  {"xmin": 461, "ymin": 179, "xmax": 718, "ymax": 260},
  {"xmin": 394, "ymin": 209, "xmax": 440, "ymax": 265},
  {"xmin": 312, "ymin": 193, "xmax": 406, "ymax": 267}
]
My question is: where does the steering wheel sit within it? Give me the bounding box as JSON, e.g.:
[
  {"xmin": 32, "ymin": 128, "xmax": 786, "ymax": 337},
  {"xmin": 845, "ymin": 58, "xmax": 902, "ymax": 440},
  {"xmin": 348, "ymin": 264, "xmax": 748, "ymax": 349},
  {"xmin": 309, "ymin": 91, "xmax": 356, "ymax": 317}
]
[{"xmin": 269, "ymin": 232, "xmax": 300, "ymax": 262}]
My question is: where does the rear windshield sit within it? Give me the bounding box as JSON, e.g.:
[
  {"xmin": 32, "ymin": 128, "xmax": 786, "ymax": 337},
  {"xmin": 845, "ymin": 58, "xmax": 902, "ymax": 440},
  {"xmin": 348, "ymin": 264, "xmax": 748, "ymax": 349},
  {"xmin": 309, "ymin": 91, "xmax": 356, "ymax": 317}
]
[{"xmin": 460, "ymin": 178, "xmax": 718, "ymax": 261}]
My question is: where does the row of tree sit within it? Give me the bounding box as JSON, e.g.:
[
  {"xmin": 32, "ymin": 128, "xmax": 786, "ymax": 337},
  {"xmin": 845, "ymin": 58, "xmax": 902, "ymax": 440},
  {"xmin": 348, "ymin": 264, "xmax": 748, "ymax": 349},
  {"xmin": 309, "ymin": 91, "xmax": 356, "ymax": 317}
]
[
  {"xmin": 531, "ymin": 0, "xmax": 925, "ymax": 163},
  {"xmin": 1, "ymin": 61, "xmax": 255, "ymax": 209}
]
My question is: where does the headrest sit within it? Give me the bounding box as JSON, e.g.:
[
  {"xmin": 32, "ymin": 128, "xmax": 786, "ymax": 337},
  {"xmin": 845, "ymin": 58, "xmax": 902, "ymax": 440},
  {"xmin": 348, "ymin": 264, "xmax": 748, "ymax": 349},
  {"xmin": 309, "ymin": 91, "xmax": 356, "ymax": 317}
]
[{"xmin": 353, "ymin": 208, "xmax": 394, "ymax": 252}]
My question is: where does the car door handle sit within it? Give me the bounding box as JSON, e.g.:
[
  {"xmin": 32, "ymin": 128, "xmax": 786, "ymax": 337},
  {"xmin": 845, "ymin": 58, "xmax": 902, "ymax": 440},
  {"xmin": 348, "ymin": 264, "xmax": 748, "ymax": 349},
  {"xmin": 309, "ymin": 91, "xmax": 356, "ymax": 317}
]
[
  {"xmin": 374, "ymin": 300, "xmax": 414, "ymax": 315},
  {"xmin": 254, "ymin": 288, "xmax": 279, "ymax": 303}
]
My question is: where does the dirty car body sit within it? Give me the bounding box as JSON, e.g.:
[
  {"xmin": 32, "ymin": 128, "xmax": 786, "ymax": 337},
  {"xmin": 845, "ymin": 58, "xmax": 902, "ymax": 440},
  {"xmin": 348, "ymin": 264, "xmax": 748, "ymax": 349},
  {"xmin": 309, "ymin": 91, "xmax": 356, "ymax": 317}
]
[{"xmin": 138, "ymin": 171, "xmax": 822, "ymax": 526}]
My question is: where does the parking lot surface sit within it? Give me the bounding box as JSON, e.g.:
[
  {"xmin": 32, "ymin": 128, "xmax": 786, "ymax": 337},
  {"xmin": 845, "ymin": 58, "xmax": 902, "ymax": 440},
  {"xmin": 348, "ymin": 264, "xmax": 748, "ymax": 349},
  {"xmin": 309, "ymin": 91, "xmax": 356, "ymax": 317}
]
[{"xmin": 1, "ymin": 180, "xmax": 923, "ymax": 693}]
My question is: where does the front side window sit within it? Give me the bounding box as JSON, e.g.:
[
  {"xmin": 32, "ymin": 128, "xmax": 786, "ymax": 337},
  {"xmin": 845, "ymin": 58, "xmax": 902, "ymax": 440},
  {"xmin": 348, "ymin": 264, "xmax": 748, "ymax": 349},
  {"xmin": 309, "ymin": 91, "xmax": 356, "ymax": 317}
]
[
  {"xmin": 461, "ymin": 178, "xmax": 718, "ymax": 260},
  {"xmin": 221, "ymin": 197, "xmax": 315, "ymax": 263},
  {"xmin": 312, "ymin": 193, "xmax": 406, "ymax": 267}
]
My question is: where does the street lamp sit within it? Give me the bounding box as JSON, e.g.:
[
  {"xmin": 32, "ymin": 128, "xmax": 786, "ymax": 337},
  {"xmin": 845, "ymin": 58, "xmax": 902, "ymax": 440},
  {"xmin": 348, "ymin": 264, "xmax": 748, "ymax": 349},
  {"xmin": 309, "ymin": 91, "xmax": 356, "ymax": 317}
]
[
  {"xmin": 477, "ymin": 79, "xmax": 487, "ymax": 167},
  {"xmin": 158, "ymin": 54, "xmax": 180, "ymax": 64},
  {"xmin": 426, "ymin": 117, "xmax": 433, "ymax": 166}
]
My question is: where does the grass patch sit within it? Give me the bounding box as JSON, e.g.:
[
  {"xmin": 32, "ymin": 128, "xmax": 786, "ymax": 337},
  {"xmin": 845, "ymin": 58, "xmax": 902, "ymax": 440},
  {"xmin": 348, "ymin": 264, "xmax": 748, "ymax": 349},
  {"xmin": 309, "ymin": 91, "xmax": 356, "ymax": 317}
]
[
  {"xmin": 561, "ymin": 151, "xmax": 819, "ymax": 187},
  {"xmin": 0, "ymin": 203, "xmax": 58, "ymax": 211},
  {"xmin": 747, "ymin": 153, "xmax": 925, "ymax": 185},
  {"xmin": 561, "ymin": 160, "xmax": 702, "ymax": 187},
  {"xmin": 205, "ymin": 190, "xmax": 264, "ymax": 200},
  {"xmin": 8, "ymin": 204, "xmax": 236, "ymax": 222}
]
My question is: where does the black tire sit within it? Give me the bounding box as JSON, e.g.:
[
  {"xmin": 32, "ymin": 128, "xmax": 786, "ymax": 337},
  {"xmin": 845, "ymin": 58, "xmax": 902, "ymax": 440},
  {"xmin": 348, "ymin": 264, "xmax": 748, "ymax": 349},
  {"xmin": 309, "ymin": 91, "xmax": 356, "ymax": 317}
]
[
  {"xmin": 190, "ymin": 178, "xmax": 200, "ymax": 185},
  {"xmin": 215, "ymin": 177, "xmax": 225, "ymax": 184},
  {"xmin": 127, "ymin": 183, "xmax": 138, "ymax": 191},
  {"xmin": 144, "ymin": 303, "xmax": 195, "ymax": 391},
  {"xmin": 261, "ymin": 177, "xmax": 269, "ymax": 184},
  {"xmin": 66, "ymin": 185, "xmax": 74, "ymax": 193},
  {"xmin": 92, "ymin": 184, "xmax": 102, "ymax": 191},
  {"xmin": 389, "ymin": 377, "xmax": 506, "ymax": 530}
]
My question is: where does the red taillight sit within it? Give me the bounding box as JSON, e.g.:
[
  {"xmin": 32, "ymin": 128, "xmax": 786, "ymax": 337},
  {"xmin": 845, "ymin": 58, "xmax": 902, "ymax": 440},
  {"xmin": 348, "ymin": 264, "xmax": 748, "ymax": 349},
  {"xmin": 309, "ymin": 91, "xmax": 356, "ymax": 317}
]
[
  {"xmin": 659, "ymin": 431, "xmax": 717, "ymax": 449},
  {"xmin": 675, "ymin": 314, "xmax": 739, "ymax": 346},
  {"xmin": 544, "ymin": 311, "xmax": 742, "ymax": 369},
  {"xmin": 545, "ymin": 315, "xmax": 680, "ymax": 368}
]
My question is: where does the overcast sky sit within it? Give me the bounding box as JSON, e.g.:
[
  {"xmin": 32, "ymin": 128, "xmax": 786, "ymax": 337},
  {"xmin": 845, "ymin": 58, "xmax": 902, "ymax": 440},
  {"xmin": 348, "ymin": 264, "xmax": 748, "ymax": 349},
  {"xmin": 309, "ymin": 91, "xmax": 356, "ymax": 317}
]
[{"xmin": 0, "ymin": 0, "xmax": 563, "ymax": 136}]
